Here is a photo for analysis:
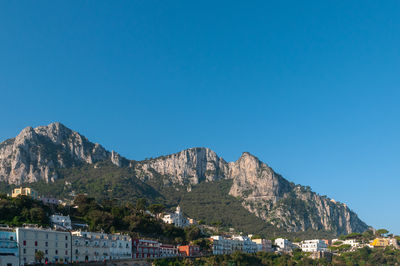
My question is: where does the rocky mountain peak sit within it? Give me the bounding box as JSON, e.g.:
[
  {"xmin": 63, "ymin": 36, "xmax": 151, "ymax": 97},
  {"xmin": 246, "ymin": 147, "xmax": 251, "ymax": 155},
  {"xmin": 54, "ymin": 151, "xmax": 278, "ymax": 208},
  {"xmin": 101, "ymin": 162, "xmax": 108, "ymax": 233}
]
[
  {"xmin": 0, "ymin": 122, "xmax": 122, "ymax": 184},
  {"xmin": 134, "ymin": 147, "xmax": 228, "ymax": 185},
  {"xmin": 0, "ymin": 123, "xmax": 369, "ymax": 235}
]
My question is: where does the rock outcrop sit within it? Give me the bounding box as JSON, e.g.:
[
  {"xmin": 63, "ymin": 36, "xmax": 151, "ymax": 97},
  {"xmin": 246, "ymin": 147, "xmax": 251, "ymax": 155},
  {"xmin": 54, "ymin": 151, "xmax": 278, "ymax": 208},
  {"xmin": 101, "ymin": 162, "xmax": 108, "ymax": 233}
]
[
  {"xmin": 134, "ymin": 147, "xmax": 228, "ymax": 184},
  {"xmin": 136, "ymin": 149, "xmax": 368, "ymax": 234},
  {"xmin": 0, "ymin": 123, "xmax": 369, "ymax": 234},
  {"xmin": 0, "ymin": 122, "xmax": 122, "ymax": 184}
]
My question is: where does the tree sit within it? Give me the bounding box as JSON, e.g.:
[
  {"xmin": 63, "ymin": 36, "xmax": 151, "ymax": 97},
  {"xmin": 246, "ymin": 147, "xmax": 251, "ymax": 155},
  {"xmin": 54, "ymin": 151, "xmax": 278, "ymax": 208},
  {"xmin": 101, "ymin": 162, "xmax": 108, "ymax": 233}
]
[
  {"xmin": 185, "ymin": 226, "xmax": 201, "ymax": 241},
  {"xmin": 148, "ymin": 204, "xmax": 165, "ymax": 216},
  {"xmin": 30, "ymin": 207, "xmax": 46, "ymax": 224},
  {"xmin": 376, "ymin": 229, "xmax": 389, "ymax": 237},
  {"xmin": 193, "ymin": 238, "xmax": 212, "ymax": 253},
  {"xmin": 35, "ymin": 250, "xmax": 44, "ymax": 263},
  {"xmin": 136, "ymin": 198, "xmax": 148, "ymax": 212}
]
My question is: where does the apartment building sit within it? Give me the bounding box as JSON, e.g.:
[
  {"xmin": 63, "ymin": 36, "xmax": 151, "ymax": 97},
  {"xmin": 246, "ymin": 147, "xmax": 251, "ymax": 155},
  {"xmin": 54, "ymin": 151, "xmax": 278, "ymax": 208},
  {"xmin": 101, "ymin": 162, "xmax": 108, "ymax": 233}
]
[
  {"xmin": 71, "ymin": 231, "xmax": 131, "ymax": 262},
  {"xmin": 301, "ymin": 240, "xmax": 328, "ymax": 252},
  {"xmin": 275, "ymin": 238, "xmax": 293, "ymax": 252},
  {"xmin": 16, "ymin": 227, "xmax": 71, "ymax": 265},
  {"xmin": 109, "ymin": 233, "xmax": 132, "ymax": 260},
  {"xmin": 132, "ymin": 239, "xmax": 160, "ymax": 259},
  {"xmin": 50, "ymin": 214, "xmax": 72, "ymax": 230},
  {"xmin": 210, "ymin": 235, "xmax": 233, "ymax": 255},
  {"xmin": 0, "ymin": 227, "xmax": 19, "ymax": 266},
  {"xmin": 231, "ymin": 235, "xmax": 258, "ymax": 253},
  {"xmin": 159, "ymin": 244, "xmax": 178, "ymax": 258}
]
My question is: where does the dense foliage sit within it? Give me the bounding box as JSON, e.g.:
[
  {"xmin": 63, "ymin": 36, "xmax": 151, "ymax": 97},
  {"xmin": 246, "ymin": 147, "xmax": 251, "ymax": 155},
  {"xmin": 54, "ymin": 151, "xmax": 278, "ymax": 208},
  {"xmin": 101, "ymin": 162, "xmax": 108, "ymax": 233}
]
[
  {"xmin": 69, "ymin": 195, "xmax": 203, "ymax": 244},
  {"xmin": 0, "ymin": 194, "xmax": 50, "ymax": 226},
  {"xmin": 154, "ymin": 247, "xmax": 400, "ymax": 266},
  {"xmin": 0, "ymin": 162, "xmax": 342, "ymax": 240}
]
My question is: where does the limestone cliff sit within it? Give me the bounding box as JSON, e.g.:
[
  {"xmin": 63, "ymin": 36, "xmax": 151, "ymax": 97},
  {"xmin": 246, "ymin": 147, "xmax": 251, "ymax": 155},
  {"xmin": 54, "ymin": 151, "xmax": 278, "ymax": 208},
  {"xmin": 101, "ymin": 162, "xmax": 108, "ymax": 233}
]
[
  {"xmin": 0, "ymin": 123, "xmax": 369, "ymax": 234},
  {"xmin": 137, "ymin": 149, "xmax": 368, "ymax": 234},
  {"xmin": 134, "ymin": 147, "xmax": 228, "ymax": 184},
  {"xmin": 0, "ymin": 122, "xmax": 122, "ymax": 184}
]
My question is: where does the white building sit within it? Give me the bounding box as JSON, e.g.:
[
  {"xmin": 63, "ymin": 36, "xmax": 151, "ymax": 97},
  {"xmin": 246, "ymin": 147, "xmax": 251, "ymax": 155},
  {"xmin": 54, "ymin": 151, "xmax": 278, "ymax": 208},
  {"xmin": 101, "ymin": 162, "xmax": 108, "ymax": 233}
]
[
  {"xmin": 211, "ymin": 235, "xmax": 259, "ymax": 255},
  {"xmin": 343, "ymin": 239, "xmax": 360, "ymax": 248},
  {"xmin": 301, "ymin": 240, "xmax": 328, "ymax": 252},
  {"xmin": 50, "ymin": 214, "xmax": 72, "ymax": 230},
  {"xmin": 274, "ymin": 238, "xmax": 293, "ymax": 252},
  {"xmin": 159, "ymin": 244, "xmax": 178, "ymax": 258},
  {"xmin": 16, "ymin": 227, "xmax": 71, "ymax": 265},
  {"xmin": 211, "ymin": 236, "xmax": 233, "ymax": 255},
  {"xmin": 232, "ymin": 235, "xmax": 258, "ymax": 253},
  {"xmin": 0, "ymin": 256, "xmax": 19, "ymax": 266},
  {"xmin": 162, "ymin": 206, "xmax": 190, "ymax": 228},
  {"xmin": 71, "ymin": 231, "xmax": 131, "ymax": 262},
  {"xmin": 109, "ymin": 233, "xmax": 132, "ymax": 260}
]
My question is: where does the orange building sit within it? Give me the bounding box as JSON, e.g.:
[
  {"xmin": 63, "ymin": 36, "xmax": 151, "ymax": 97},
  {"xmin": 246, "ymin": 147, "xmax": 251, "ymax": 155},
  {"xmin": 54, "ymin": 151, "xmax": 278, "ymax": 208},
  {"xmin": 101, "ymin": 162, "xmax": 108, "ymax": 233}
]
[{"xmin": 178, "ymin": 245, "xmax": 200, "ymax": 257}]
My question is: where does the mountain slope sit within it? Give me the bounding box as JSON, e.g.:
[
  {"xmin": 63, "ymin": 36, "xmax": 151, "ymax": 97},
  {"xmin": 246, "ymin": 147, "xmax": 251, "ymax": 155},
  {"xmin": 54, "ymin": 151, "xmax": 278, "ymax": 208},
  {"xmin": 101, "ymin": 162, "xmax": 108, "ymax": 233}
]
[
  {"xmin": 0, "ymin": 122, "xmax": 127, "ymax": 184},
  {"xmin": 136, "ymin": 148, "xmax": 368, "ymax": 235},
  {"xmin": 0, "ymin": 123, "xmax": 369, "ymax": 235}
]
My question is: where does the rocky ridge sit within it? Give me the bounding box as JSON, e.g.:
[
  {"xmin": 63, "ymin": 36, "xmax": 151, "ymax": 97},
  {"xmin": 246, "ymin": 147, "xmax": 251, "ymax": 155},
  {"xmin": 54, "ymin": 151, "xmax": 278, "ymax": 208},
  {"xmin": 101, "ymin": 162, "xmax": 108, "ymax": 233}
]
[
  {"xmin": 136, "ymin": 149, "xmax": 368, "ymax": 234},
  {"xmin": 0, "ymin": 123, "xmax": 369, "ymax": 234},
  {"xmin": 0, "ymin": 122, "xmax": 123, "ymax": 184}
]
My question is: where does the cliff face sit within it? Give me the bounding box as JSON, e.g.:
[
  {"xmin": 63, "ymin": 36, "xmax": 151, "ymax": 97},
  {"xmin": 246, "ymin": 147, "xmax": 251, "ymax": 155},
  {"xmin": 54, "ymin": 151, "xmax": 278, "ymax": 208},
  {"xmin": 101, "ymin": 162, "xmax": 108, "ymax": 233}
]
[
  {"xmin": 0, "ymin": 122, "xmax": 121, "ymax": 184},
  {"xmin": 134, "ymin": 147, "xmax": 228, "ymax": 184},
  {"xmin": 137, "ymin": 149, "xmax": 368, "ymax": 234},
  {"xmin": 0, "ymin": 123, "xmax": 369, "ymax": 234}
]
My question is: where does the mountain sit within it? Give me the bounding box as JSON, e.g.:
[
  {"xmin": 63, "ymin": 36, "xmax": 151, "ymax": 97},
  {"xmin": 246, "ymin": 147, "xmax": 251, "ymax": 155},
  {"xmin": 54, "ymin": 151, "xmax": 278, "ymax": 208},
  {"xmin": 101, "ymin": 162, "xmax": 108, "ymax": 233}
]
[
  {"xmin": 0, "ymin": 122, "xmax": 127, "ymax": 184},
  {"xmin": 0, "ymin": 123, "xmax": 369, "ymax": 236},
  {"xmin": 134, "ymin": 149, "xmax": 367, "ymax": 235}
]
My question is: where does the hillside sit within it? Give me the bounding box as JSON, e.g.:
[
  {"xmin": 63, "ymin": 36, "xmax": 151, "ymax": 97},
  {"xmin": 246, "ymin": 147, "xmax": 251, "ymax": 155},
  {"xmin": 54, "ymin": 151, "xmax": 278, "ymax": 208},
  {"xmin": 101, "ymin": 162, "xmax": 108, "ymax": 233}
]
[{"xmin": 0, "ymin": 122, "xmax": 369, "ymax": 237}]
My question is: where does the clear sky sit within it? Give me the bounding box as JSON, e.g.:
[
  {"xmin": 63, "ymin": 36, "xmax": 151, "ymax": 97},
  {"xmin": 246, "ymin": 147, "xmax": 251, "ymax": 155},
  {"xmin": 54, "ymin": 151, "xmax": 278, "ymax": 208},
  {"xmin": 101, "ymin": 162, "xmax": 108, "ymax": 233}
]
[{"xmin": 1, "ymin": 1, "xmax": 399, "ymax": 234}]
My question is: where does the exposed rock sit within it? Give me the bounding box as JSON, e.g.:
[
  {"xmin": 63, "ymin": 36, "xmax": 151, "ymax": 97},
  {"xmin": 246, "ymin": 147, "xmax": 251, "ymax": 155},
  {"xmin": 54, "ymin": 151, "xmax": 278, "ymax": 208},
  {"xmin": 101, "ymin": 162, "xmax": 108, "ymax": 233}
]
[
  {"xmin": 0, "ymin": 122, "xmax": 123, "ymax": 184},
  {"xmin": 134, "ymin": 147, "xmax": 228, "ymax": 184},
  {"xmin": 0, "ymin": 123, "xmax": 369, "ymax": 235},
  {"xmin": 137, "ymin": 149, "xmax": 368, "ymax": 234}
]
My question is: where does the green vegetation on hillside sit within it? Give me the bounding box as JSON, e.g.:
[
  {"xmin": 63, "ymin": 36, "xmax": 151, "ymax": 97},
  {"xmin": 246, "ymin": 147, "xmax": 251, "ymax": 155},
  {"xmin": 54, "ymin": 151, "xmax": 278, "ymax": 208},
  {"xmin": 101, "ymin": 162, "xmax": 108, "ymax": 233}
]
[
  {"xmin": 154, "ymin": 247, "xmax": 400, "ymax": 266},
  {"xmin": 0, "ymin": 162, "xmax": 337, "ymax": 239},
  {"xmin": 0, "ymin": 194, "xmax": 50, "ymax": 226},
  {"xmin": 0, "ymin": 192, "xmax": 203, "ymax": 244}
]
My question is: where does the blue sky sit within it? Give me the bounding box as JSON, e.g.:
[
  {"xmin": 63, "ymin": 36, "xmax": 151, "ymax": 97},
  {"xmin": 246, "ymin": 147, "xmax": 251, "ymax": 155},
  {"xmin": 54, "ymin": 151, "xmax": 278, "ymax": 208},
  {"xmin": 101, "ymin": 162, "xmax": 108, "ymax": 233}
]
[{"xmin": 1, "ymin": 1, "xmax": 399, "ymax": 234}]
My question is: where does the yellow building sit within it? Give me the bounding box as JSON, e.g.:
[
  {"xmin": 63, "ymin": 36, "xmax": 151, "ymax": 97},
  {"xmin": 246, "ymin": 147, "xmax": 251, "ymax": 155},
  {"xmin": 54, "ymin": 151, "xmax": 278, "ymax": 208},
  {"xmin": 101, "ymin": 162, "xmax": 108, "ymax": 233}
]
[
  {"xmin": 11, "ymin": 187, "xmax": 39, "ymax": 199},
  {"xmin": 370, "ymin": 238, "xmax": 390, "ymax": 248}
]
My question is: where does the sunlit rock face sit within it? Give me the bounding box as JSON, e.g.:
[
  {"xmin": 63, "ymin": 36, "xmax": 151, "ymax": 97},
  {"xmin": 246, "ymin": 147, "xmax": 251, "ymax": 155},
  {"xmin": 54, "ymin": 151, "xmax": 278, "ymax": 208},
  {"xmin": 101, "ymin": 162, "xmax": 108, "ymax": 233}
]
[
  {"xmin": 0, "ymin": 123, "xmax": 369, "ymax": 234},
  {"xmin": 0, "ymin": 122, "xmax": 120, "ymax": 184}
]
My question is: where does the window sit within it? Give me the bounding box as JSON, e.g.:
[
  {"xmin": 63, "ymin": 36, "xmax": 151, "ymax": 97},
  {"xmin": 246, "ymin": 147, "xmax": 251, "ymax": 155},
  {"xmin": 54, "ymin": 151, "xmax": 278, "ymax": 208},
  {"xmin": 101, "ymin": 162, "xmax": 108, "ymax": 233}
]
[
  {"xmin": 23, "ymin": 248, "xmax": 26, "ymax": 254},
  {"xmin": 23, "ymin": 240, "xmax": 26, "ymax": 246},
  {"xmin": 45, "ymin": 241, "xmax": 48, "ymax": 247},
  {"xmin": 65, "ymin": 243, "xmax": 68, "ymax": 248},
  {"xmin": 55, "ymin": 250, "xmax": 58, "ymax": 255},
  {"xmin": 35, "ymin": 241, "xmax": 38, "ymax": 246},
  {"xmin": 45, "ymin": 250, "xmax": 48, "ymax": 254},
  {"xmin": 65, "ymin": 235, "xmax": 68, "ymax": 240},
  {"xmin": 10, "ymin": 236, "xmax": 13, "ymax": 241},
  {"xmin": 65, "ymin": 250, "xmax": 68, "ymax": 255},
  {"xmin": 46, "ymin": 234, "xmax": 48, "ymax": 239}
]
